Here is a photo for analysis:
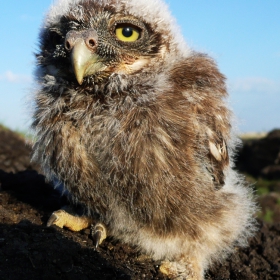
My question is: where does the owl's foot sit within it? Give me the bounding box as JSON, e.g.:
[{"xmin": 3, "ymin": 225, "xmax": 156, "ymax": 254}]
[
  {"xmin": 47, "ymin": 208, "xmax": 107, "ymax": 248},
  {"xmin": 91, "ymin": 223, "xmax": 107, "ymax": 248},
  {"xmin": 160, "ymin": 258, "xmax": 203, "ymax": 280},
  {"xmin": 47, "ymin": 208, "xmax": 92, "ymax": 231}
]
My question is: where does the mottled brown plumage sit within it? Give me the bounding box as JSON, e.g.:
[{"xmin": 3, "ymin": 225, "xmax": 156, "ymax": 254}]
[{"xmin": 32, "ymin": 0, "xmax": 256, "ymax": 279}]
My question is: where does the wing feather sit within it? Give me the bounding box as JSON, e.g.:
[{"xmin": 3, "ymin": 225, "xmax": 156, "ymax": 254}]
[{"xmin": 207, "ymin": 128, "xmax": 229, "ymax": 189}]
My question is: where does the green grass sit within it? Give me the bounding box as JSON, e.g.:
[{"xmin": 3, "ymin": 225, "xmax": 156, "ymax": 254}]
[
  {"xmin": 0, "ymin": 122, "xmax": 33, "ymax": 141},
  {"xmin": 242, "ymin": 173, "xmax": 279, "ymax": 194},
  {"xmin": 0, "ymin": 123, "xmax": 10, "ymax": 131},
  {"xmin": 263, "ymin": 209, "xmax": 274, "ymax": 223},
  {"xmin": 239, "ymin": 132, "xmax": 267, "ymax": 141},
  {"xmin": 14, "ymin": 128, "xmax": 33, "ymax": 141},
  {"xmin": 256, "ymin": 187, "xmax": 270, "ymax": 196},
  {"xmin": 242, "ymin": 172, "xmax": 280, "ymax": 223}
]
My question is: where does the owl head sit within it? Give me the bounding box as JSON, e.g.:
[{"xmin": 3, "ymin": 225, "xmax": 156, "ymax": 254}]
[{"xmin": 36, "ymin": 0, "xmax": 191, "ymax": 90}]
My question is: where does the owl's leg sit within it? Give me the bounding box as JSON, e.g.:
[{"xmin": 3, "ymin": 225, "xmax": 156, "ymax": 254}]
[
  {"xmin": 160, "ymin": 257, "xmax": 203, "ymax": 280},
  {"xmin": 47, "ymin": 207, "xmax": 92, "ymax": 231},
  {"xmin": 47, "ymin": 207, "xmax": 107, "ymax": 247}
]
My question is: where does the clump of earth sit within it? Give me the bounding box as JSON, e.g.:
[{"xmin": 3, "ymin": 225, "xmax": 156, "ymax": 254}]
[{"xmin": 0, "ymin": 126, "xmax": 279, "ymax": 279}]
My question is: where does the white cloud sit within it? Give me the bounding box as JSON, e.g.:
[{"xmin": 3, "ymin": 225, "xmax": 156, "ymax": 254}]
[
  {"xmin": 0, "ymin": 71, "xmax": 32, "ymax": 84},
  {"xmin": 228, "ymin": 77, "xmax": 280, "ymax": 93},
  {"xmin": 20, "ymin": 14, "xmax": 37, "ymax": 22}
]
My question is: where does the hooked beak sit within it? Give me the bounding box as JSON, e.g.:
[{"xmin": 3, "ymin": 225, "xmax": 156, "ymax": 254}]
[{"xmin": 70, "ymin": 39, "xmax": 106, "ymax": 85}]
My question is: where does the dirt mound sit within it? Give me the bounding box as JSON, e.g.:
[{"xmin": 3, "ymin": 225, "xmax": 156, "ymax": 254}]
[
  {"xmin": 0, "ymin": 126, "xmax": 39, "ymax": 173},
  {"xmin": 1, "ymin": 170, "xmax": 280, "ymax": 280},
  {"xmin": 237, "ymin": 129, "xmax": 280, "ymax": 224},
  {"xmin": 237, "ymin": 129, "xmax": 280, "ymax": 179},
  {"xmin": 0, "ymin": 126, "xmax": 280, "ymax": 279}
]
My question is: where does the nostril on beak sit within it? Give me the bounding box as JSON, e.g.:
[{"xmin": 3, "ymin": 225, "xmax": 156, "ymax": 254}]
[
  {"xmin": 86, "ymin": 38, "xmax": 97, "ymax": 51},
  {"xmin": 64, "ymin": 29, "xmax": 98, "ymax": 52},
  {"xmin": 89, "ymin": 39, "xmax": 95, "ymax": 47},
  {"xmin": 65, "ymin": 40, "xmax": 73, "ymax": 51}
]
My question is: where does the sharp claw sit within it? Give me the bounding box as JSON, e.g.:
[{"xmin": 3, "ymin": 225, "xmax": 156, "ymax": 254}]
[
  {"xmin": 92, "ymin": 229, "xmax": 102, "ymax": 249},
  {"xmin": 47, "ymin": 209, "xmax": 66, "ymax": 227},
  {"xmin": 90, "ymin": 224, "xmax": 107, "ymax": 249},
  {"xmin": 47, "ymin": 213, "xmax": 58, "ymax": 227},
  {"xmin": 47, "ymin": 213, "xmax": 57, "ymax": 227}
]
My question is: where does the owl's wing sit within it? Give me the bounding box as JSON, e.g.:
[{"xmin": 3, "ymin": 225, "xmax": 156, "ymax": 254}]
[{"xmin": 170, "ymin": 53, "xmax": 231, "ymax": 189}]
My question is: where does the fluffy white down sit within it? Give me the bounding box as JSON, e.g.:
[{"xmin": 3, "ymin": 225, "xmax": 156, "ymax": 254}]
[
  {"xmin": 43, "ymin": 0, "xmax": 191, "ymax": 56},
  {"xmin": 36, "ymin": 0, "xmax": 257, "ymax": 275}
]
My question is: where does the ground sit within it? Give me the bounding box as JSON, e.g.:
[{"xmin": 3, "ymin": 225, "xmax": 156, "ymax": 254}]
[{"xmin": 0, "ymin": 126, "xmax": 280, "ymax": 280}]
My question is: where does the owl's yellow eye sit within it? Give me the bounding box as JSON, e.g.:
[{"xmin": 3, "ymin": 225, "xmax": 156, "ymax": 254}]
[{"xmin": 115, "ymin": 25, "xmax": 140, "ymax": 42}]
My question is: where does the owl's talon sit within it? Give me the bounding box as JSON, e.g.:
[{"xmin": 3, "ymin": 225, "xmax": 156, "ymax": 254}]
[
  {"xmin": 91, "ymin": 223, "xmax": 107, "ymax": 248},
  {"xmin": 92, "ymin": 230, "xmax": 102, "ymax": 248},
  {"xmin": 46, "ymin": 209, "xmax": 92, "ymax": 231},
  {"xmin": 47, "ymin": 212, "xmax": 59, "ymax": 227},
  {"xmin": 160, "ymin": 259, "xmax": 202, "ymax": 280}
]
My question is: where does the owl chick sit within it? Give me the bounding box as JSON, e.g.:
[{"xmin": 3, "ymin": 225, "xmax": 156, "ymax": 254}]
[{"xmin": 32, "ymin": 0, "xmax": 256, "ymax": 279}]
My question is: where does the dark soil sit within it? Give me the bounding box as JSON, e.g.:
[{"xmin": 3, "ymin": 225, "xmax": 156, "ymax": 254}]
[
  {"xmin": 237, "ymin": 130, "xmax": 280, "ymax": 224},
  {"xmin": 0, "ymin": 127, "xmax": 280, "ymax": 280},
  {"xmin": 236, "ymin": 129, "xmax": 280, "ymax": 180},
  {"xmin": 0, "ymin": 127, "xmax": 39, "ymax": 173}
]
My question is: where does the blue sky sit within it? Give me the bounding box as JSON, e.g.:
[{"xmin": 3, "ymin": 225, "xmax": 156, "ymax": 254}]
[{"xmin": 0, "ymin": 1, "xmax": 279, "ymax": 133}]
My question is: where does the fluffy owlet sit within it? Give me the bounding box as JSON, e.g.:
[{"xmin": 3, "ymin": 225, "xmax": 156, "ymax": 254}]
[{"xmin": 32, "ymin": 0, "xmax": 256, "ymax": 279}]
